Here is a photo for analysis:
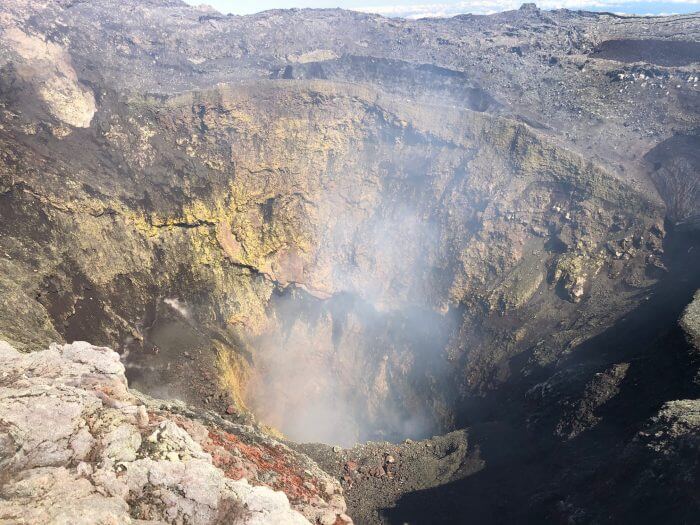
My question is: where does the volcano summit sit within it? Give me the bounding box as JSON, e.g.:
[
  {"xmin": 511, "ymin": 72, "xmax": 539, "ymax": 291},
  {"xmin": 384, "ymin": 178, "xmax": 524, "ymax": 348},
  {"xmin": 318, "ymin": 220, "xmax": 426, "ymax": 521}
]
[{"xmin": 0, "ymin": 2, "xmax": 698, "ymax": 524}]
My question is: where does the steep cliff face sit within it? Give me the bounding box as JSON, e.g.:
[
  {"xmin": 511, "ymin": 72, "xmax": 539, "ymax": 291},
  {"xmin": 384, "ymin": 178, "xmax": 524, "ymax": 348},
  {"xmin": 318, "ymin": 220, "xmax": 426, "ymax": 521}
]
[
  {"xmin": 0, "ymin": 74, "xmax": 665, "ymax": 442},
  {"xmin": 0, "ymin": 1, "xmax": 698, "ymax": 522}
]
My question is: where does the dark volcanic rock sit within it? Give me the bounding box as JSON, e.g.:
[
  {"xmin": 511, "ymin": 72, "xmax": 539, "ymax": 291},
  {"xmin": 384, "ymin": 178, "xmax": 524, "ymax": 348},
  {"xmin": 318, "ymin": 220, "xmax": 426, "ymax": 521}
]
[
  {"xmin": 591, "ymin": 39, "xmax": 700, "ymax": 67},
  {"xmin": 0, "ymin": 1, "xmax": 698, "ymax": 523},
  {"xmin": 644, "ymin": 133, "xmax": 700, "ymax": 223}
]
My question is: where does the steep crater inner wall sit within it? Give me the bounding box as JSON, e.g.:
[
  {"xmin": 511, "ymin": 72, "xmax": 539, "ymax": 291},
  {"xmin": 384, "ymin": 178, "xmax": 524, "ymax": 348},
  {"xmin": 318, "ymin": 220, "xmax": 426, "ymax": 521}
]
[{"xmin": 0, "ymin": 80, "xmax": 664, "ymax": 446}]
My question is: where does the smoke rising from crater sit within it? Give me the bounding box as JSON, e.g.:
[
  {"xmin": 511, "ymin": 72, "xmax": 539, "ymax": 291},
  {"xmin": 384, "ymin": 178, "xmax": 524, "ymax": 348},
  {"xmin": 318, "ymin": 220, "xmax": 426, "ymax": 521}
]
[{"xmin": 246, "ymin": 189, "xmax": 460, "ymax": 446}]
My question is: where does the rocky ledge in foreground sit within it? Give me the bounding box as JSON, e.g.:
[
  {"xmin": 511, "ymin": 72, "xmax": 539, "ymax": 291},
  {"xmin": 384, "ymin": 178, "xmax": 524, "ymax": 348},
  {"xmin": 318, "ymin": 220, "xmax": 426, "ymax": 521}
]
[{"xmin": 0, "ymin": 341, "xmax": 352, "ymax": 525}]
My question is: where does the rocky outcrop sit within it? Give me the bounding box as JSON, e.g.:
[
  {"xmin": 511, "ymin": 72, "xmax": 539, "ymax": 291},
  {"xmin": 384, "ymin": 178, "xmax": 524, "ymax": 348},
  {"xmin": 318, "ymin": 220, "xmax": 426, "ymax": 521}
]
[
  {"xmin": 0, "ymin": 25, "xmax": 95, "ymax": 128},
  {"xmin": 681, "ymin": 290, "xmax": 700, "ymax": 388},
  {"xmin": 681, "ymin": 290, "xmax": 700, "ymax": 351},
  {"xmin": 634, "ymin": 399, "xmax": 700, "ymax": 476},
  {"xmin": 0, "ymin": 341, "xmax": 351, "ymax": 524},
  {"xmin": 584, "ymin": 293, "xmax": 700, "ymax": 523},
  {"xmin": 526, "ymin": 361, "xmax": 630, "ymax": 439},
  {"xmin": 566, "ymin": 399, "xmax": 700, "ymax": 524}
]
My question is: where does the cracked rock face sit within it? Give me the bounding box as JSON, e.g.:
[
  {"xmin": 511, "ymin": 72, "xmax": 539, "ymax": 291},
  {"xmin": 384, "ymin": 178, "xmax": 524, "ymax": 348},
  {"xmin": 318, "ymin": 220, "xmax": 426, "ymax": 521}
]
[{"xmin": 0, "ymin": 341, "xmax": 351, "ymax": 525}]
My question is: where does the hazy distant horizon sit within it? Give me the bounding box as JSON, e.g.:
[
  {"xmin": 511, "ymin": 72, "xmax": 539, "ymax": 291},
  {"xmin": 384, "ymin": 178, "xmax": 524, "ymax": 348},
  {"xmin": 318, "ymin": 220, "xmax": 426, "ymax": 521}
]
[{"xmin": 183, "ymin": 0, "xmax": 700, "ymax": 19}]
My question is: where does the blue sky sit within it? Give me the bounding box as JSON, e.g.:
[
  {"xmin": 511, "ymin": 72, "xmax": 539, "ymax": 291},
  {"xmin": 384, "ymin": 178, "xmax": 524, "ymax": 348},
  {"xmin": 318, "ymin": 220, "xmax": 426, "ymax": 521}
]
[{"xmin": 183, "ymin": 0, "xmax": 700, "ymax": 17}]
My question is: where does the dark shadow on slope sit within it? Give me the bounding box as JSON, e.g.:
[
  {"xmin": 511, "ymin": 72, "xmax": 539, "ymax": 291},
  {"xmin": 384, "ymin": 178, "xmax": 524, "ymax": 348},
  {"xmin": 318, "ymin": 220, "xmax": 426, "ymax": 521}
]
[
  {"xmin": 590, "ymin": 40, "xmax": 700, "ymax": 67},
  {"xmin": 275, "ymin": 55, "xmax": 500, "ymax": 113},
  {"xmin": 643, "ymin": 133, "xmax": 700, "ymax": 223},
  {"xmin": 382, "ymin": 224, "xmax": 700, "ymax": 524}
]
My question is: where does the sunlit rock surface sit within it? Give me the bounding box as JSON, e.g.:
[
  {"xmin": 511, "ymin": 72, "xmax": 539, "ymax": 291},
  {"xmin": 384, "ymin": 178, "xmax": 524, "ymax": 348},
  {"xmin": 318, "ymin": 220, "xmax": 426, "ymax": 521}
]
[
  {"xmin": 0, "ymin": 341, "xmax": 351, "ymax": 525},
  {"xmin": 681, "ymin": 290, "xmax": 700, "ymax": 351}
]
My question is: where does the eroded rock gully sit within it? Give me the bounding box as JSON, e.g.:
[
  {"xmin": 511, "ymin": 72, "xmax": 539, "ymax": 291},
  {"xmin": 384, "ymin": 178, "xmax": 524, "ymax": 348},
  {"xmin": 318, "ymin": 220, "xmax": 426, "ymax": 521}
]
[{"xmin": 0, "ymin": 1, "xmax": 699, "ymax": 523}]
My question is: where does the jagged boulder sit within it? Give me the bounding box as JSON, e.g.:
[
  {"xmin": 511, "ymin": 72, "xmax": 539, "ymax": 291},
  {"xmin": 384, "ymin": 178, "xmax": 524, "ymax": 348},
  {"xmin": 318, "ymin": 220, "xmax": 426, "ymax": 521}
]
[{"xmin": 0, "ymin": 341, "xmax": 352, "ymax": 525}]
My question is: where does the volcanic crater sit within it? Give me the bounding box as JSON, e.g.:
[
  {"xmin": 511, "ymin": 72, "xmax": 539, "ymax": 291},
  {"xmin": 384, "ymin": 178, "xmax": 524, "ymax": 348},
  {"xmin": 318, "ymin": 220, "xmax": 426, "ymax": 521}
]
[{"xmin": 0, "ymin": 1, "xmax": 699, "ymax": 524}]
